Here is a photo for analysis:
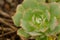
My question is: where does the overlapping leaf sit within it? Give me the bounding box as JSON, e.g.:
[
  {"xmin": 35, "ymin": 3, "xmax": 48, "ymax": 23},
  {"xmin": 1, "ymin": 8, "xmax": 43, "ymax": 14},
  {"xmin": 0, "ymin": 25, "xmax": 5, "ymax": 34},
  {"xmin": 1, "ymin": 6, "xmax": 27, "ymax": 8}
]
[{"xmin": 17, "ymin": 28, "xmax": 30, "ymax": 38}]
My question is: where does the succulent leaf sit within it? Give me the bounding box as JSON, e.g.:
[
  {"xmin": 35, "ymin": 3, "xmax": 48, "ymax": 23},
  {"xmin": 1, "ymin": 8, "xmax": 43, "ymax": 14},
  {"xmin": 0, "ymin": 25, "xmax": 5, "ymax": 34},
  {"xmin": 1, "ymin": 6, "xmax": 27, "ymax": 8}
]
[{"xmin": 17, "ymin": 28, "xmax": 30, "ymax": 38}]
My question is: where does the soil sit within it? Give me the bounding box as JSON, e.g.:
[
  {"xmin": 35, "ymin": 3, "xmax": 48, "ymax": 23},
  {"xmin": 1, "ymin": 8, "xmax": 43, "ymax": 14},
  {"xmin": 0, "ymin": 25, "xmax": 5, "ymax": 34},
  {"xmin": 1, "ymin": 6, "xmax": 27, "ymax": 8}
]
[{"xmin": 0, "ymin": 0, "xmax": 23, "ymax": 40}]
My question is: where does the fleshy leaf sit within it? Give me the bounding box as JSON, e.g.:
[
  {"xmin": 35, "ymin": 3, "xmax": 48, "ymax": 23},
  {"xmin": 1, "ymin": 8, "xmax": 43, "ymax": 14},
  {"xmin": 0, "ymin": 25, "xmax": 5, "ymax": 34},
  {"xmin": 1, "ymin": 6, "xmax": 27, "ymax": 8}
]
[
  {"xmin": 35, "ymin": 36, "xmax": 48, "ymax": 40},
  {"xmin": 22, "ymin": 0, "xmax": 38, "ymax": 9},
  {"xmin": 51, "ymin": 25, "xmax": 60, "ymax": 35},
  {"xmin": 50, "ymin": 3, "xmax": 60, "ymax": 20},
  {"xmin": 21, "ymin": 20, "xmax": 35, "ymax": 32},
  {"xmin": 49, "ymin": 17, "xmax": 58, "ymax": 31},
  {"xmin": 28, "ymin": 32, "xmax": 42, "ymax": 36},
  {"xmin": 12, "ymin": 5, "xmax": 24, "ymax": 26},
  {"xmin": 12, "ymin": 12, "xmax": 22, "ymax": 26},
  {"xmin": 17, "ymin": 28, "xmax": 30, "ymax": 38}
]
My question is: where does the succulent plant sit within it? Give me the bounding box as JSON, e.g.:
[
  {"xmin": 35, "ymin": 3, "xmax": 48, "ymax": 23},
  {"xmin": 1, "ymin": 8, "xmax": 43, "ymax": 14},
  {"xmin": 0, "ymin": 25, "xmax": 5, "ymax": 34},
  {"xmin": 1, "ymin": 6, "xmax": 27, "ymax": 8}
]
[{"xmin": 12, "ymin": 0, "xmax": 60, "ymax": 40}]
